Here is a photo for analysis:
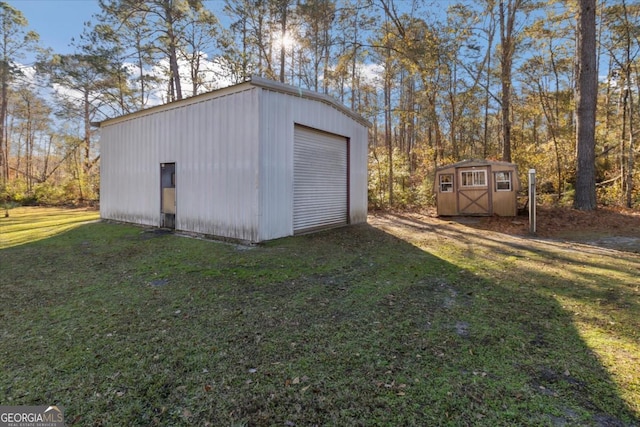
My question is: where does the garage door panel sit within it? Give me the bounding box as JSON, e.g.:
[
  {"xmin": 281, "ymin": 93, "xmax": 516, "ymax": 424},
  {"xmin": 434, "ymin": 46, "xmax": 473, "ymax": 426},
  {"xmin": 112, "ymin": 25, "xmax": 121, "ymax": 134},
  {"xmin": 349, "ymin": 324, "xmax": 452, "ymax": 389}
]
[{"xmin": 294, "ymin": 126, "xmax": 348, "ymax": 233}]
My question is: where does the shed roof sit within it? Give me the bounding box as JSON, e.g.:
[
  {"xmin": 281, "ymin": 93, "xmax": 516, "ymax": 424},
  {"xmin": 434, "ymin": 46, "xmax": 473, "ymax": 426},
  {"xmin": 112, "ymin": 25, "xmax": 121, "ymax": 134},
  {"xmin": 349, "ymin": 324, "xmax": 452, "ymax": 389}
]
[
  {"xmin": 97, "ymin": 76, "xmax": 371, "ymax": 129},
  {"xmin": 436, "ymin": 159, "xmax": 518, "ymax": 172}
]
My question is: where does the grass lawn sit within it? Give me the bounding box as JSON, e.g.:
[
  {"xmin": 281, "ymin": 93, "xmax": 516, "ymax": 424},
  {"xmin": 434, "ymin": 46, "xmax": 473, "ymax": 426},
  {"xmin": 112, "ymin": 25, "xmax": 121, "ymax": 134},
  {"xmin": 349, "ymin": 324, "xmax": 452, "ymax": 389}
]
[{"xmin": 1, "ymin": 207, "xmax": 638, "ymax": 426}]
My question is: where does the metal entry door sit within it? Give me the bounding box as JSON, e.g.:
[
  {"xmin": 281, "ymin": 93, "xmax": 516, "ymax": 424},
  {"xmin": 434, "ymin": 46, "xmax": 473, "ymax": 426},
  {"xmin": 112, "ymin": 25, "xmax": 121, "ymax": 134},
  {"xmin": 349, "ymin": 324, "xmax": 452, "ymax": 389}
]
[{"xmin": 160, "ymin": 163, "xmax": 176, "ymax": 228}]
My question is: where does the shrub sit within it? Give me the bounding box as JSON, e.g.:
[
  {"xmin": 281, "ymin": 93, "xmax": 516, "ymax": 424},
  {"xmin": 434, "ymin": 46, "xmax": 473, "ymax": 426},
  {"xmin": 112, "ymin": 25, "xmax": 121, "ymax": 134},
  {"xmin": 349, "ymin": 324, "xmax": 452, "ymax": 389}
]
[{"xmin": 33, "ymin": 182, "xmax": 68, "ymax": 205}]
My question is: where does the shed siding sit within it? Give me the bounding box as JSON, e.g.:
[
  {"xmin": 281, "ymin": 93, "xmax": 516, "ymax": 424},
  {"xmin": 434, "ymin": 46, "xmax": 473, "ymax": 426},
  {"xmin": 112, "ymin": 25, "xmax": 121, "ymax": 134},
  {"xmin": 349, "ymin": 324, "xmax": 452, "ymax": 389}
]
[
  {"xmin": 434, "ymin": 168, "xmax": 457, "ymax": 216},
  {"xmin": 490, "ymin": 164, "xmax": 519, "ymax": 216},
  {"xmin": 101, "ymin": 88, "xmax": 261, "ymax": 241},
  {"xmin": 434, "ymin": 160, "xmax": 520, "ymax": 217}
]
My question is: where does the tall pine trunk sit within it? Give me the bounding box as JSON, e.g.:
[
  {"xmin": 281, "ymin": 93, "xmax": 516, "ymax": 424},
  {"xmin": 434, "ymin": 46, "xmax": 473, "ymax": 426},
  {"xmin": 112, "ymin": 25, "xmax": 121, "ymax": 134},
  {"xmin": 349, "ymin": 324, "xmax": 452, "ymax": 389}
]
[
  {"xmin": 163, "ymin": 2, "xmax": 182, "ymax": 101},
  {"xmin": 384, "ymin": 54, "xmax": 393, "ymax": 206},
  {"xmin": 574, "ymin": 0, "xmax": 598, "ymax": 211},
  {"xmin": 626, "ymin": 74, "xmax": 635, "ymax": 207},
  {"xmin": 0, "ymin": 58, "xmax": 8, "ymax": 183},
  {"xmin": 499, "ymin": 0, "xmax": 516, "ymax": 163}
]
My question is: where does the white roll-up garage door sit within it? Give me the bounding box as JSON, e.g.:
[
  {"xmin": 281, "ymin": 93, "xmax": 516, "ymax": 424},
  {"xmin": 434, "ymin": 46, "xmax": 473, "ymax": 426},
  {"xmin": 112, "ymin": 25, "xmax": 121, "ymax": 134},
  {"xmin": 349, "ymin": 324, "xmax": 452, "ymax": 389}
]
[{"xmin": 294, "ymin": 125, "xmax": 348, "ymax": 233}]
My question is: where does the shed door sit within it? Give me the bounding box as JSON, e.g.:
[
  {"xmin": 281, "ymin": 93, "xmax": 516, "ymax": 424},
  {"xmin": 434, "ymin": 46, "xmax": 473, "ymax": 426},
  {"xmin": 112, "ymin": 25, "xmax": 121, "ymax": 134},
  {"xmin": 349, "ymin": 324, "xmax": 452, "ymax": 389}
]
[
  {"xmin": 457, "ymin": 167, "xmax": 492, "ymax": 215},
  {"xmin": 293, "ymin": 126, "xmax": 348, "ymax": 233}
]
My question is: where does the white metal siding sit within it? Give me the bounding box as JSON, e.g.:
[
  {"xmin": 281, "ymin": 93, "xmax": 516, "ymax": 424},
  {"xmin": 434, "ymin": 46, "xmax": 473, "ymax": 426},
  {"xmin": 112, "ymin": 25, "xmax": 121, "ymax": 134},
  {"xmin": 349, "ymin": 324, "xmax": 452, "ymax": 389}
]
[
  {"xmin": 257, "ymin": 89, "xmax": 368, "ymax": 240},
  {"xmin": 345, "ymin": 124, "xmax": 368, "ymax": 225},
  {"xmin": 100, "ymin": 88, "xmax": 261, "ymax": 241},
  {"xmin": 293, "ymin": 126, "xmax": 347, "ymax": 232},
  {"xmin": 101, "ymin": 78, "xmax": 368, "ymax": 242}
]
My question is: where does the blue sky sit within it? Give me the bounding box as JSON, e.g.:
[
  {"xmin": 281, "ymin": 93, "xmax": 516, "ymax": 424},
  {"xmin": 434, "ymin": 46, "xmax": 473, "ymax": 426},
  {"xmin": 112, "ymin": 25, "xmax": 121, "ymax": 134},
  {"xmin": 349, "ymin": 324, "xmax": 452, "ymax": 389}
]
[
  {"xmin": 11, "ymin": 0, "xmax": 103, "ymax": 60},
  {"xmin": 11, "ymin": 0, "xmax": 445, "ymax": 61},
  {"xmin": 12, "ymin": 0, "xmax": 239, "ymax": 61}
]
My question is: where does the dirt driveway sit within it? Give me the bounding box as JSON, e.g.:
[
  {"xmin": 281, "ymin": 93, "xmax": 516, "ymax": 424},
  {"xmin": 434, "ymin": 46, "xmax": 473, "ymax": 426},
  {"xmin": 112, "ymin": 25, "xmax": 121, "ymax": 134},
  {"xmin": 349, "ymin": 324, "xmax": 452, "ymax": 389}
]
[{"xmin": 369, "ymin": 206, "xmax": 640, "ymax": 254}]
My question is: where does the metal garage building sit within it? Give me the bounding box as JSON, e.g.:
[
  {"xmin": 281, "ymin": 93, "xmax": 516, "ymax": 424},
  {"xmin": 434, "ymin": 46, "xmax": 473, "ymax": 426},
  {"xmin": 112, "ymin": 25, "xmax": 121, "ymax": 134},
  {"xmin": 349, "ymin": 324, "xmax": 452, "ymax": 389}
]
[{"xmin": 98, "ymin": 76, "xmax": 370, "ymax": 243}]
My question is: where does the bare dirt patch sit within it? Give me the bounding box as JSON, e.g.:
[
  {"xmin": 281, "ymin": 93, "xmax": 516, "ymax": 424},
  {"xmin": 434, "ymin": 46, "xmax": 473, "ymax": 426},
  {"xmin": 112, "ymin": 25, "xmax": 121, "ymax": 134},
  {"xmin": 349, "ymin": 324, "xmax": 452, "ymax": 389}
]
[{"xmin": 372, "ymin": 206, "xmax": 640, "ymax": 253}]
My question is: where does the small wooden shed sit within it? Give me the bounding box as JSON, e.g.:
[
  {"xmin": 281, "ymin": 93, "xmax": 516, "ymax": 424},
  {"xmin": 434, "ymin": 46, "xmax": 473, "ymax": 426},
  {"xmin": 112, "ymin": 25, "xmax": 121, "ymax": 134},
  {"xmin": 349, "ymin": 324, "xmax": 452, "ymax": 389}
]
[
  {"xmin": 434, "ymin": 159, "xmax": 521, "ymax": 216},
  {"xmin": 98, "ymin": 76, "xmax": 370, "ymax": 243}
]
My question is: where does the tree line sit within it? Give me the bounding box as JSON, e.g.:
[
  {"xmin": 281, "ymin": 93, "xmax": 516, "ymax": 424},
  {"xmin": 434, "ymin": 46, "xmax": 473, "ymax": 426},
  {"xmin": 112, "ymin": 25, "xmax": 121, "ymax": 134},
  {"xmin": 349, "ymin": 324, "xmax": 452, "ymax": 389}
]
[{"xmin": 0, "ymin": 0, "xmax": 637, "ymax": 210}]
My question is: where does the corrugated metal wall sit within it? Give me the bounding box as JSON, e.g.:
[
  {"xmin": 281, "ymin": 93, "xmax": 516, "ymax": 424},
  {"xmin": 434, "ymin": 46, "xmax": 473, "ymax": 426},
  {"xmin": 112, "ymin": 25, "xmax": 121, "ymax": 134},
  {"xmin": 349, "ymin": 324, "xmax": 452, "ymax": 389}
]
[
  {"xmin": 100, "ymin": 79, "xmax": 369, "ymax": 242},
  {"xmin": 101, "ymin": 88, "xmax": 262, "ymax": 241},
  {"xmin": 257, "ymin": 89, "xmax": 369, "ymax": 241}
]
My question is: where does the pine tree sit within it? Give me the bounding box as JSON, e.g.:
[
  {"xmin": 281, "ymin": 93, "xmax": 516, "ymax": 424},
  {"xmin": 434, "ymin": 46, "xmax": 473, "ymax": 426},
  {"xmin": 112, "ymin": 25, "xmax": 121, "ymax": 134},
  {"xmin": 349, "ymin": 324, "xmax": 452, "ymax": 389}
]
[{"xmin": 574, "ymin": 0, "xmax": 598, "ymax": 210}]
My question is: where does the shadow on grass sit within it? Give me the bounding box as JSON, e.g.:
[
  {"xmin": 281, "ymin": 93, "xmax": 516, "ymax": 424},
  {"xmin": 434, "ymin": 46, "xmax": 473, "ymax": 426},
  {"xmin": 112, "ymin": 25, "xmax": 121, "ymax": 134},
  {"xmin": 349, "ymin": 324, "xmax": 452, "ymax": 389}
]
[
  {"xmin": 0, "ymin": 207, "xmax": 100, "ymax": 249},
  {"xmin": 0, "ymin": 219, "xmax": 638, "ymax": 426},
  {"xmin": 386, "ymin": 213, "xmax": 640, "ymax": 347},
  {"xmin": 460, "ymin": 206, "xmax": 640, "ymax": 254}
]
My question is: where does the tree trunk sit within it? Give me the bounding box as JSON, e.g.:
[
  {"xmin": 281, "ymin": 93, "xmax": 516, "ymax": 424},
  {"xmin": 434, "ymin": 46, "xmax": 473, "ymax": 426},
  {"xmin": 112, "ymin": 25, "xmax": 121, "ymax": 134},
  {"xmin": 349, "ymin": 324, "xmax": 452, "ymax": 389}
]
[
  {"xmin": 26, "ymin": 101, "xmax": 33, "ymax": 193},
  {"xmin": 620, "ymin": 86, "xmax": 627, "ymax": 200},
  {"xmin": 622, "ymin": 0, "xmax": 636, "ymax": 208},
  {"xmin": 0, "ymin": 59, "xmax": 8, "ymax": 183},
  {"xmin": 163, "ymin": 3, "xmax": 182, "ymax": 101},
  {"xmin": 449, "ymin": 60, "xmax": 459, "ymax": 160},
  {"xmin": 626, "ymin": 71, "xmax": 635, "ymax": 207},
  {"xmin": 350, "ymin": 8, "xmax": 360, "ymax": 111},
  {"xmin": 136, "ymin": 36, "xmax": 146, "ymax": 108},
  {"xmin": 84, "ymin": 90, "xmax": 91, "ymax": 177},
  {"xmin": 499, "ymin": 0, "xmax": 516, "ymax": 163},
  {"xmin": 168, "ymin": 41, "xmax": 181, "ymax": 101},
  {"xmin": 483, "ymin": 27, "xmax": 493, "ymax": 159},
  {"xmin": 279, "ymin": 1, "xmax": 287, "ymax": 83},
  {"xmin": 427, "ymin": 93, "xmax": 443, "ymax": 164},
  {"xmin": 384, "ymin": 57, "xmax": 393, "ymax": 206},
  {"xmin": 322, "ymin": 26, "xmax": 330, "ymax": 94},
  {"xmin": 574, "ymin": 0, "xmax": 598, "ymax": 210}
]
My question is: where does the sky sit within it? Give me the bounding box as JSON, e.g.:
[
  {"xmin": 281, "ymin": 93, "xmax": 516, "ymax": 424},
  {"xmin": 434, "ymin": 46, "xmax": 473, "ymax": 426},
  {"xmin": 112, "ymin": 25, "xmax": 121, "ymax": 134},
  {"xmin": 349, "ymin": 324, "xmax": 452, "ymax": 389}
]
[
  {"xmin": 12, "ymin": 0, "xmax": 238, "ymax": 61},
  {"xmin": 11, "ymin": 0, "xmax": 103, "ymax": 61},
  {"xmin": 10, "ymin": 0, "xmax": 240, "ymax": 110},
  {"xmin": 11, "ymin": 0, "xmax": 439, "ymax": 59},
  {"xmin": 12, "ymin": 0, "xmax": 456, "ymax": 62}
]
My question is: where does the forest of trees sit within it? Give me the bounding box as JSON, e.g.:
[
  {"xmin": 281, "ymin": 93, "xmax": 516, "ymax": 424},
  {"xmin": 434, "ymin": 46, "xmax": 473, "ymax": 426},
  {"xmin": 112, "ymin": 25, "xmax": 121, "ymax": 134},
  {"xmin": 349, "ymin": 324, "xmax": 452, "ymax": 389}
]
[{"xmin": 0, "ymin": 0, "xmax": 638, "ymax": 210}]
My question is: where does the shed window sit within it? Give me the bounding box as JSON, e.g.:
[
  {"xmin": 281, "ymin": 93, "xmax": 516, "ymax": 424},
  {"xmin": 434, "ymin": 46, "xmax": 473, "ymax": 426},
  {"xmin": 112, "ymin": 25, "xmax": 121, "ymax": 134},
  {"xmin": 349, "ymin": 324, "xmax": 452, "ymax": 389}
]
[
  {"xmin": 439, "ymin": 174, "xmax": 453, "ymax": 192},
  {"xmin": 495, "ymin": 171, "xmax": 512, "ymax": 191},
  {"xmin": 460, "ymin": 170, "xmax": 486, "ymax": 187}
]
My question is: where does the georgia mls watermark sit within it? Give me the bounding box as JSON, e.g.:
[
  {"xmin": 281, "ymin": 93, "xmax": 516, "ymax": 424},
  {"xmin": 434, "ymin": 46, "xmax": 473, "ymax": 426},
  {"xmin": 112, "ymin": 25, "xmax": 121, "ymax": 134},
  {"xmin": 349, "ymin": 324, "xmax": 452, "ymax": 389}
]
[{"xmin": 0, "ymin": 406, "xmax": 64, "ymax": 427}]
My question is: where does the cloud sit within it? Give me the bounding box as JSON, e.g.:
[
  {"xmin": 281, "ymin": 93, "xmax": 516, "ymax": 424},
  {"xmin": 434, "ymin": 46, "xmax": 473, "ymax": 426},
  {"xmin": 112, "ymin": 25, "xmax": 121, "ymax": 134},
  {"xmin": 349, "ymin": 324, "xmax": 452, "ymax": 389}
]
[
  {"xmin": 14, "ymin": 63, "xmax": 38, "ymax": 87},
  {"xmin": 358, "ymin": 62, "xmax": 384, "ymax": 87}
]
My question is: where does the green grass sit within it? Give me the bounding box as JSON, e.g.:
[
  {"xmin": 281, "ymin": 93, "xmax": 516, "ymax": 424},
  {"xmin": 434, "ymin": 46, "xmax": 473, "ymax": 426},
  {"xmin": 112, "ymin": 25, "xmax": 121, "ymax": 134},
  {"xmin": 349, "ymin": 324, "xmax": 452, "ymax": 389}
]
[
  {"xmin": 0, "ymin": 206, "xmax": 99, "ymax": 248},
  {"xmin": 0, "ymin": 207, "xmax": 638, "ymax": 426}
]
